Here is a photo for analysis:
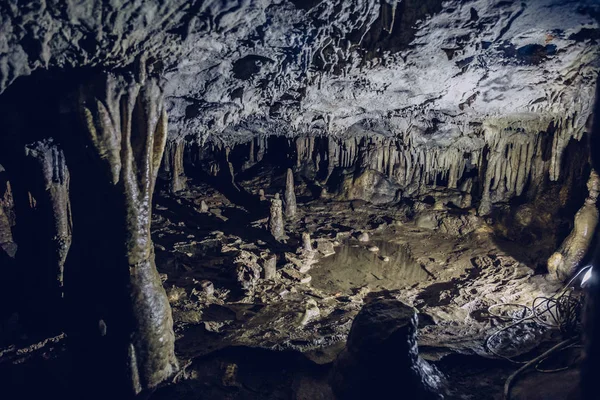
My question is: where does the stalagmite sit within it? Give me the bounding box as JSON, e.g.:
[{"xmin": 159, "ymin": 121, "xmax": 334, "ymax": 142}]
[
  {"xmin": 263, "ymin": 255, "xmax": 277, "ymax": 280},
  {"xmin": 284, "ymin": 168, "xmax": 297, "ymax": 219},
  {"xmin": 76, "ymin": 71, "xmax": 178, "ymax": 395},
  {"xmin": 547, "ymin": 170, "xmax": 600, "ymax": 281},
  {"xmin": 199, "ymin": 200, "xmax": 209, "ymax": 213},
  {"xmin": 302, "ymin": 232, "xmax": 313, "ymax": 252},
  {"xmin": 258, "ymin": 189, "xmax": 266, "ymax": 201},
  {"xmin": 269, "ymin": 193, "xmax": 285, "ymax": 241}
]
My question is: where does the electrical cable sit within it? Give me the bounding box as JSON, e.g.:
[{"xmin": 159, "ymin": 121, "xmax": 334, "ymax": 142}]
[
  {"xmin": 503, "ymin": 337, "xmax": 577, "ymax": 400},
  {"xmin": 483, "ymin": 265, "xmax": 592, "ymax": 400}
]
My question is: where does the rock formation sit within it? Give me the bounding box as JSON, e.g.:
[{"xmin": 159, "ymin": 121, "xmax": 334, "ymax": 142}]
[
  {"xmin": 263, "ymin": 255, "xmax": 277, "ymax": 280},
  {"xmin": 548, "ymin": 170, "xmax": 600, "ymax": 281},
  {"xmin": 0, "ymin": 1, "xmax": 599, "ymax": 398},
  {"xmin": 163, "ymin": 140, "xmax": 187, "ymax": 193},
  {"xmin": 21, "ymin": 140, "xmax": 72, "ymax": 322},
  {"xmin": 331, "ymin": 299, "xmax": 444, "ymax": 400},
  {"xmin": 75, "ymin": 70, "xmax": 178, "ymax": 395},
  {"xmin": 268, "ymin": 193, "xmax": 285, "ymax": 241},
  {"xmin": 284, "ymin": 168, "xmax": 297, "ymax": 219},
  {"xmin": 302, "ymin": 232, "xmax": 312, "ymax": 252}
]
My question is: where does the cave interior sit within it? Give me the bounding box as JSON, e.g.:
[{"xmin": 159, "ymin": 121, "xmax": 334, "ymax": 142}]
[{"xmin": 1, "ymin": 1, "xmax": 600, "ymax": 399}]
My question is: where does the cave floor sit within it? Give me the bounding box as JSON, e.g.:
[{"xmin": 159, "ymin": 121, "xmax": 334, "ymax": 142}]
[
  {"xmin": 0, "ymin": 170, "xmax": 581, "ymax": 400},
  {"xmin": 148, "ymin": 169, "xmax": 574, "ymax": 400}
]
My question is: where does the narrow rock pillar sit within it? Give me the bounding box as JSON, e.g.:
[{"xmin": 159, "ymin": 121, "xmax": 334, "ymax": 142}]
[
  {"xmin": 284, "ymin": 168, "xmax": 297, "ymax": 219},
  {"xmin": 269, "ymin": 193, "xmax": 285, "ymax": 241}
]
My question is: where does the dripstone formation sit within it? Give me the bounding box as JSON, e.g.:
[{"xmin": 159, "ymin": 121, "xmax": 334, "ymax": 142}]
[{"xmin": 0, "ymin": 1, "xmax": 599, "ymax": 399}]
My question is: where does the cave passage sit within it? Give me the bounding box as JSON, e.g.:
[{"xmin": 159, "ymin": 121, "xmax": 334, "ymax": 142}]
[{"xmin": 1, "ymin": 1, "xmax": 600, "ymax": 400}]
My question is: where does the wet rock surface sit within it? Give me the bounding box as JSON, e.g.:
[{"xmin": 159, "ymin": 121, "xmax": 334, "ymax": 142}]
[
  {"xmin": 331, "ymin": 299, "xmax": 444, "ymax": 400},
  {"xmin": 0, "ymin": 1, "xmax": 598, "ymax": 399}
]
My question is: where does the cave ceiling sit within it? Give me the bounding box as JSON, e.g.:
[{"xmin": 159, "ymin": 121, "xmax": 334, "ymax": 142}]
[{"xmin": 1, "ymin": 0, "xmax": 599, "ymax": 145}]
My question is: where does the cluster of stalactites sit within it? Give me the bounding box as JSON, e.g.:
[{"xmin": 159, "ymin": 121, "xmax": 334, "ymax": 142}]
[{"xmin": 292, "ymin": 114, "xmax": 587, "ymax": 213}]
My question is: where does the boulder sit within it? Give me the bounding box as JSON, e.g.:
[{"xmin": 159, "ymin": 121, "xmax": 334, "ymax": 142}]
[{"xmin": 331, "ymin": 299, "xmax": 444, "ymax": 400}]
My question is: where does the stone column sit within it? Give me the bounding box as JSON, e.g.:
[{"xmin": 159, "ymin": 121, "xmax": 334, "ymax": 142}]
[
  {"xmin": 547, "ymin": 169, "xmax": 599, "ymax": 281},
  {"xmin": 284, "ymin": 168, "xmax": 297, "ymax": 219},
  {"xmin": 269, "ymin": 193, "xmax": 285, "ymax": 241},
  {"xmin": 76, "ymin": 71, "xmax": 177, "ymax": 395},
  {"xmin": 24, "ymin": 140, "xmax": 72, "ymax": 295}
]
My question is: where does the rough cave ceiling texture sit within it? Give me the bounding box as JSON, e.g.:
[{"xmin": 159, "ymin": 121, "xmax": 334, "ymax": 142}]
[{"xmin": 1, "ymin": 0, "xmax": 599, "ymax": 145}]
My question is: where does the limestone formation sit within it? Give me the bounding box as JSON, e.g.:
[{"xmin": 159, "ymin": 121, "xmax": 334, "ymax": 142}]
[
  {"xmin": 258, "ymin": 189, "xmax": 266, "ymax": 201},
  {"xmin": 548, "ymin": 170, "xmax": 600, "ymax": 281},
  {"xmin": 263, "ymin": 255, "xmax": 277, "ymax": 280},
  {"xmin": 20, "ymin": 140, "xmax": 72, "ymax": 315},
  {"xmin": 199, "ymin": 280, "xmax": 214, "ymax": 296},
  {"xmin": 268, "ymin": 193, "xmax": 285, "ymax": 241},
  {"xmin": 163, "ymin": 140, "xmax": 186, "ymax": 193},
  {"xmin": 357, "ymin": 232, "xmax": 369, "ymax": 242},
  {"xmin": 284, "ymin": 168, "xmax": 297, "ymax": 219},
  {"xmin": 199, "ymin": 200, "xmax": 209, "ymax": 213},
  {"xmin": 76, "ymin": 71, "xmax": 178, "ymax": 394},
  {"xmin": 233, "ymin": 250, "xmax": 262, "ymax": 291},
  {"xmin": 331, "ymin": 299, "xmax": 444, "ymax": 400},
  {"xmin": 302, "ymin": 232, "xmax": 313, "ymax": 252}
]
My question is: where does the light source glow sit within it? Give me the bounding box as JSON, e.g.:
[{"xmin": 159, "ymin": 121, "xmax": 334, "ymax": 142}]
[{"xmin": 582, "ymin": 268, "xmax": 593, "ymax": 286}]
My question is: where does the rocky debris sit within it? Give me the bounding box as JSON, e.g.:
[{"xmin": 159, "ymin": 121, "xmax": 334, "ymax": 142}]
[
  {"xmin": 331, "ymin": 299, "xmax": 444, "ymax": 400},
  {"xmin": 258, "ymin": 189, "xmax": 266, "ymax": 201},
  {"xmin": 299, "ymin": 299, "xmax": 321, "ymax": 327},
  {"xmin": 199, "ymin": 200, "xmax": 209, "ymax": 213},
  {"xmin": 198, "ymin": 280, "xmax": 214, "ymax": 296},
  {"xmin": 314, "ymin": 239, "xmax": 336, "ymax": 257},
  {"xmin": 281, "ymin": 266, "xmax": 312, "ymax": 285},
  {"xmin": 233, "ymin": 250, "xmax": 262, "ymax": 292},
  {"xmin": 284, "ymin": 168, "xmax": 297, "ymax": 219},
  {"xmin": 548, "ymin": 169, "xmax": 600, "ymax": 281},
  {"xmin": 357, "ymin": 232, "xmax": 369, "ymax": 242},
  {"xmin": 285, "ymin": 251, "xmax": 317, "ymax": 275},
  {"xmin": 268, "ymin": 193, "xmax": 285, "ymax": 241}
]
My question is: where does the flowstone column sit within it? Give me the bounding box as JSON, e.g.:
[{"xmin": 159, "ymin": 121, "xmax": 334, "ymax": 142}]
[
  {"xmin": 547, "ymin": 170, "xmax": 599, "ymax": 281},
  {"xmin": 76, "ymin": 71, "xmax": 177, "ymax": 394},
  {"xmin": 21, "ymin": 140, "xmax": 72, "ymax": 324}
]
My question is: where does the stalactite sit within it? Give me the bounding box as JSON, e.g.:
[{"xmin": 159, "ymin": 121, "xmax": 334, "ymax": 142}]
[
  {"xmin": 23, "ymin": 140, "xmax": 72, "ymax": 296},
  {"xmin": 76, "ymin": 71, "xmax": 177, "ymax": 395},
  {"xmin": 204, "ymin": 112, "xmax": 585, "ymax": 212},
  {"xmin": 0, "ymin": 169, "xmax": 15, "ymax": 259}
]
